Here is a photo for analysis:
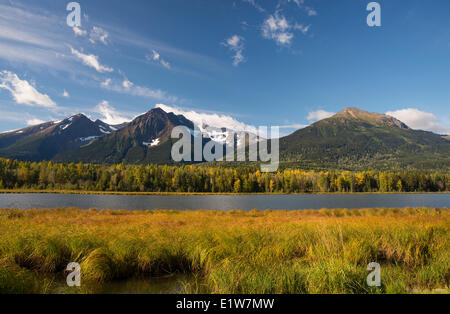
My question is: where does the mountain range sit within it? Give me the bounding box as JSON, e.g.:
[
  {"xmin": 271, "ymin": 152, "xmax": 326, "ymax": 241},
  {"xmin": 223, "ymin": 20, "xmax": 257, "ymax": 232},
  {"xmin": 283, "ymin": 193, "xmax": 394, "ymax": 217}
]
[
  {"xmin": 0, "ymin": 114, "xmax": 126, "ymax": 161},
  {"xmin": 0, "ymin": 107, "xmax": 449, "ymax": 171},
  {"xmin": 54, "ymin": 108, "xmax": 195, "ymax": 164},
  {"xmin": 279, "ymin": 107, "xmax": 450, "ymax": 170}
]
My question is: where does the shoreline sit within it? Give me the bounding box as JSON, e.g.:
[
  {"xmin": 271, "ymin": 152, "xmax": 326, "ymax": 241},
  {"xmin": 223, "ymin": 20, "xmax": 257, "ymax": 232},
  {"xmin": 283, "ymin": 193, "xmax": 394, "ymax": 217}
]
[
  {"xmin": 1, "ymin": 207, "xmax": 448, "ymax": 212},
  {"xmin": 1, "ymin": 189, "xmax": 449, "ymax": 196}
]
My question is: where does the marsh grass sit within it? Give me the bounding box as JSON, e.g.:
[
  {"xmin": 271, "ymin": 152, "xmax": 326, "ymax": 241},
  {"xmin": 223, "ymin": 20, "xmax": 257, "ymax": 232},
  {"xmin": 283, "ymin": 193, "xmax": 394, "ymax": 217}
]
[{"xmin": 0, "ymin": 207, "xmax": 448, "ymax": 294}]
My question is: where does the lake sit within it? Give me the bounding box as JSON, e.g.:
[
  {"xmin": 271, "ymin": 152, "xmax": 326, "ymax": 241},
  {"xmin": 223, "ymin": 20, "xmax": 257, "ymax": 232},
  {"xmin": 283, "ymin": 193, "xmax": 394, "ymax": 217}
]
[{"xmin": 0, "ymin": 193, "xmax": 448, "ymax": 210}]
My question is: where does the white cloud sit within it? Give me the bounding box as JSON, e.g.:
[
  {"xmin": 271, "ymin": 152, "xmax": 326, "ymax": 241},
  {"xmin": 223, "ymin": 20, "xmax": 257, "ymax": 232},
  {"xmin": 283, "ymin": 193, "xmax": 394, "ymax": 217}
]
[
  {"xmin": 62, "ymin": 89, "xmax": 70, "ymax": 98},
  {"xmin": 262, "ymin": 14, "xmax": 293, "ymax": 45},
  {"xmin": 129, "ymin": 85, "xmax": 177, "ymax": 102},
  {"xmin": 0, "ymin": 110, "xmax": 49, "ymax": 128},
  {"xmin": 96, "ymin": 101, "xmax": 130, "ymax": 125},
  {"xmin": 27, "ymin": 118, "xmax": 46, "ymax": 126},
  {"xmin": 93, "ymin": 14, "xmax": 225, "ymax": 74},
  {"xmin": 122, "ymin": 79, "xmax": 134, "ymax": 89},
  {"xmin": 0, "ymin": 3, "xmax": 217, "ymax": 77},
  {"xmin": 262, "ymin": 12, "xmax": 311, "ymax": 46},
  {"xmin": 277, "ymin": 123, "xmax": 309, "ymax": 137},
  {"xmin": 156, "ymin": 104, "xmax": 258, "ymax": 134},
  {"xmin": 0, "ymin": 4, "xmax": 73, "ymax": 70},
  {"xmin": 0, "ymin": 3, "xmax": 115, "ymax": 79},
  {"xmin": 223, "ymin": 35, "xmax": 245, "ymax": 67},
  {"xmin": 279, "ymin": 123, "xmax": 308, "ymax": 129},
  {"xmin": 155, "ymin": 105, "xmax": 333, "ymax": 138},
  {"xmin": 70, "ymin": 47, "xmax": 113, "ymax": 73},
  {"xmin": 102, "ymin": 79, "xmax": 178, "ymax": 102},
  {"xmin": 101, "ymin": 78, "xmax": 112, "ymax": 87},
  {"xmin": 151, "ymin": 50, "xmax": 160, "ymax": 61},
  {"xmin": 72, "ymin": 26, "xmax": 87, "ymax": 37},
  {"xmin": 307, "ymin": 110, "xmax": 335, "ymax": 122},
  {"xmin": 0, "ymin": 5, "xmax": 61, "ymax": 49},
  {"xmin": 306, "ymin": 8, "xmax": 317, "ymax": 16},
  {"xmin": 89, "ymin": 26, "xmax": 109, "ymax": 45},
  {"xmin": 0, "ymin": 42, "xmax": 64, "ymax": 69},
  {"xmin": 161, "ymin": 60, "xmax": 171, "ymax": 69},
  {"xmin": 386, "ymin": 108, "xmax": 450, "ymax": 135},
  {"xmin": 288, "ymin": 0, "xmax": 317, "ymax": 16},
  {"xmin": 0, "ymin": 24, "xmax": 59, "ymax": 49},
  {"xmin": 0, "ymin": 70, "xmax": 57, "ymax": 108},
  {"xmin": 294, "ymin": 23, "xmax": 311, "ymax": 35},
  {"xmin": 147, "ymin": 50, "xmax": 171, "ymax": 70},
  {"xmin": 242, "ymin": 0, "xmax": 265, "ymax": 13},
  {"xmin": 226, "ymin": 35, "xmax": 241, "ymax": 48}
]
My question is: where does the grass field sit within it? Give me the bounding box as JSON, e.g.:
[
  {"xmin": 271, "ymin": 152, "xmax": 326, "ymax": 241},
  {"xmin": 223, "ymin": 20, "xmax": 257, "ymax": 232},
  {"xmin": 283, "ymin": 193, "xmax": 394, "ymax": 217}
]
[{"xmin": 0, "ymin": 207, "xmax": 448, "ymax": 294}]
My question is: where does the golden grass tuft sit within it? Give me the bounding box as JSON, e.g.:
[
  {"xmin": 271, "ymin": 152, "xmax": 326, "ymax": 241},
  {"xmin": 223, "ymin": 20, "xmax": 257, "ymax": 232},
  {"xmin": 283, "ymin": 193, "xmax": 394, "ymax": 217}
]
[{"xmin": 0, "ymin": 207, "xmax": 448, "ymax": 294}]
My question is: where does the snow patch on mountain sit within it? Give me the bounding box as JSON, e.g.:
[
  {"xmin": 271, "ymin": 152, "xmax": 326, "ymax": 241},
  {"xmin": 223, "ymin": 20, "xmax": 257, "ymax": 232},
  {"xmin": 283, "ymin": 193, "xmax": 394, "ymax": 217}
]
[
  {"xmin": 80, "ymin": 136, "xmax": 100, "ymax": 142},
  {"xmin": 155, "ymin": 104, "xmax": 261, "ymax": 145},
  {"xmin": 61, "ymin": 123, "xmax": 72, "ymax": 130},
  {"xmin": 99, "ymin": 126, "xmax": 111, "ymax": 134},
  {"xmin": 143, "ymin": 138, "xmax": 160, "ymax": 147},
  {"xmin": 151, "ymin": 138, "xmax": 160, "ymax": 146}
]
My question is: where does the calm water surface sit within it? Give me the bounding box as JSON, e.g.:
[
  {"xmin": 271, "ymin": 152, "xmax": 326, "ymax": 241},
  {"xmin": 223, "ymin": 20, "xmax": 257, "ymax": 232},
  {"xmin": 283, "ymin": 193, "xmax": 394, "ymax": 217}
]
[
  {"xmin": 50, "ymin": 274, "xmax": 192, "ymax": 294},
  {"xmin": 0, "ymin": 193, "xmax": 448, "ymax": 210}
]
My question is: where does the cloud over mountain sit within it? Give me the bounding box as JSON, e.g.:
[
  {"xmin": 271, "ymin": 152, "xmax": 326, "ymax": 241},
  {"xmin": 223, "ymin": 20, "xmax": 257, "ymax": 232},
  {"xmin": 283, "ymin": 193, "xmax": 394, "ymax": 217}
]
[
  {"xmin": 156, "ymin": 104, "xmax": 258, "ymax": 134},
  {"xmin": 96, "ymin": 101, "xmax": 131, "ymax": 125},
  {"xmin": 0, "ymin": 70, "xmax": 57, "ymax": 108},
  {"xmin": 307, "ymin": 110, "xmax": 335, "ymax": 122},
  {"xmin": 386, "ymin": 108, "xmax": 450, "ymax": 135}
]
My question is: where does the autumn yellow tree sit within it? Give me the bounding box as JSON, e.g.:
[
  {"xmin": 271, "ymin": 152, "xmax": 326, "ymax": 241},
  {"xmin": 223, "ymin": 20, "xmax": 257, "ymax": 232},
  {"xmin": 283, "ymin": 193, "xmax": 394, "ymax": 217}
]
[{"xmin": 234, "ymin": 179, "xmax": 241, "ymax": 193}]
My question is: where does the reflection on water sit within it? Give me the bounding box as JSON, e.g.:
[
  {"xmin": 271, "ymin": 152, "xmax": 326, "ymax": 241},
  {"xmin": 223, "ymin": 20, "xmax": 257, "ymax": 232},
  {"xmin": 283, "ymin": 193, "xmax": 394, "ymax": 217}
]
[
  {"xmin": 0, "ymin": 193, "xmax": 448, "ymax": 211},
  {"xmin": 49, "ymin": 273, "xmax": 192, "ymax": 294}
]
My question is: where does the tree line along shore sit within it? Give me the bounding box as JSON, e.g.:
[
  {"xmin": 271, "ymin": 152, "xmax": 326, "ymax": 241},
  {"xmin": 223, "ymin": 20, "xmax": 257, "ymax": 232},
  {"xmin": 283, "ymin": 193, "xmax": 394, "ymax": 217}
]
[{"xmin": 0, "ymin": 158, "xmax": 449, "ymax": 193}]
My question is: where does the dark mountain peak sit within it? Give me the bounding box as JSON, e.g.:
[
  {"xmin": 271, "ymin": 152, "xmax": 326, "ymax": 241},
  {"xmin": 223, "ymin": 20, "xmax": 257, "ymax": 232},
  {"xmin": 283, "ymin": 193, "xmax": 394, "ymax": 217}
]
[
  {"xmin": 139, "ymin": 107, "xmax": 169, "ymax": 119},
  {"xmin": 132, "ymin": 108, "xmax": 168, "ymax": 124},
  {"xmin": 116, "ymin": 107, "xmax": 194, "ymax": 144},
  {"xmin": 333, "ymin": 107, "xmax": 409, "ymax": 129},
  {"xmin": 131, "ymin": 111, "xmax": 160, "ymax": 127},
  {"xmin": 132, "ymin": 108, "xmax": 193, "ymax": 129},
  {"xmin": 93, "ymin": 119, "xmax": 110, "ymax": 128},
  {"xmin": 336, "ymin": 107, "xmax": 369, "ymax": 118},
  {"xmin": 148, "ymin": 107, "xmax": 166, "ymax": 115},
  {"xmin": 55, "ymin": 113, "xmax": 94, "ymax": 131},
  {"xmin": 72, "ymin": 113, "xmax": 88, "ymax": 119},
  {"xmin": 94, "ymin": 119, "xmax": 107, "ymax": 125},
  {"xmin": 62, "ymin": 113, "xmax": 91, "ymax": 123}
]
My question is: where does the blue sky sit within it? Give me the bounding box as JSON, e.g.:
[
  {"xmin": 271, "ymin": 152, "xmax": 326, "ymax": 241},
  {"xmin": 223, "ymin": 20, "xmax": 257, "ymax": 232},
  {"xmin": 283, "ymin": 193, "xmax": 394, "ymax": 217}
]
[{"xmin": 0, "ymin": 0, "xmax": 449, "ymax": 135}]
